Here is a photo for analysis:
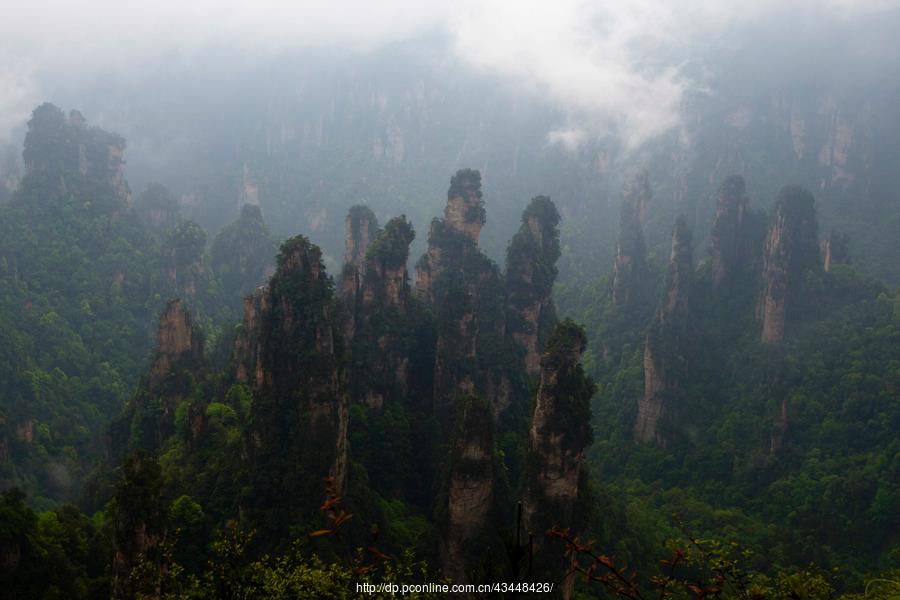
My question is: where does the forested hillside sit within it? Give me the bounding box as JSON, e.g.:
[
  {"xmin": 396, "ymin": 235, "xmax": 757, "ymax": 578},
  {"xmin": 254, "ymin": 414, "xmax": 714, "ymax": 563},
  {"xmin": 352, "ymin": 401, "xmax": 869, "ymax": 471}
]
[
  {"xmin": 0, "ymin": 106, "xmax": 277, "ymax": 507},
  {"xmin": 0, "ymin": 98, "xmax": 897, "ymax": 599},
  {"xmin": 0, "ymin": 104, "xmax": 160, "ymax": 506},
  {"xmin": 564, "ymin": 175, "xmax": 899, "ymax": 589}
]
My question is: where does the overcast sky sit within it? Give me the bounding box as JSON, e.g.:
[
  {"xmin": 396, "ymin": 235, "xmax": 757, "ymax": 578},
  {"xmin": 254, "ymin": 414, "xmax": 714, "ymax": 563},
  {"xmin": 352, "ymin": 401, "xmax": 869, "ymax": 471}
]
[{"xmin": 1, "ymin": 0, "xmax": 898, "ymax": 147}]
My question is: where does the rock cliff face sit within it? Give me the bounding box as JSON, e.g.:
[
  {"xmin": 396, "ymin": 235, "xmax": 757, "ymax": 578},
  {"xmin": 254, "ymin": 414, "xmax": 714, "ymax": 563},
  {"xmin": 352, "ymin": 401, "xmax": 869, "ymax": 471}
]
[
  {"xmin": 443, "ymin": 396, "xmax": 496, "ymax": 584},
  {"xmin": 344, "ymin": 205, "xmax": 379, "ymax": 271},
  {"xmin": 635, "ymin": 218, "xmax": 693, "ymax": 445},
  {"xmin": 413, "ymin": 227, "xmax": 441, "ymax": 302},
  {"xmin": 363, "ymin": 217, "xmax": 413, "ymax": 310},
  {"xmin": 506, "ymin": 196, "xmax": 561, "ymax": 376},
  {"xmin": 343, "ymin": 215, "xmax": 416, "ymax": 410},
  {"xmin": 244, "ymin": 236, "xmax": 349, "ymax": 529},
  {"xmin": 418, "ymin": 170, "xmax": 506, "ymax": 424},
  {"xmin": 522, "ymin": 320, "xmax": 594, "ymax": 599},
  {"xmin": 233, "ymin": 287, "xmax": 269, "ymax": 386},
  {"xmin": 757, "ymin": 186, "xmax": 820, "ymax": 343},
  {"xmin": 339, "ymin": 205, "xmax": 382, "ymax": 341},
  {"xmin": 444, "ymin": 168, "xmax": 486, "ymax": 243},
  {"xmin": 822, "ymin": 230, "xmax": 850, "ymax": 272},
  {"xmin": 110, "ymin": 299, "xmax": 206, "ymax": 455},
  {"xmin": 149, "ymin": 299, "xmax": 203, "ymax": 389},
  {"xmin": 709, "ymin": 175, "xmax": 750, "ymax": 289},
  {"xmin": 416, "ymin": 169, "xmax": 485, "ymax": 301},
  {"xmin": 611, "ymin": 172, "xmax": 650, "ymax": 306},
  {"xmin": 431, "ymin": 262, "xmax": 483, "ymax": 425}
]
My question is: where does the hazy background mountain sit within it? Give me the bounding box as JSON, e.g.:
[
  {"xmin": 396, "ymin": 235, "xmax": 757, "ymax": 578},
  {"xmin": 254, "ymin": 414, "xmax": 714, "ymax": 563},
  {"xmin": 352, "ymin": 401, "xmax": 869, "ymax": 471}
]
[{"xmin": 2, "ymin": 1, "xmax": 899, "ymax": 283}]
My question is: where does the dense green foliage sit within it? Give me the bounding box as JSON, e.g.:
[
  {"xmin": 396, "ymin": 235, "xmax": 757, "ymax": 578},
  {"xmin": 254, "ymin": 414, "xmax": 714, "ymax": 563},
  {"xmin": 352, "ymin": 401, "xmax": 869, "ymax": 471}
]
[
  {"xmin": 562, "ymin": 189, "xmax": 899, "ymax": 593},
  {"xmin": 345, "ymin": 214, "xmax": 436, "ymax": 509},
  {"xmin": 0, "ymin": 97, "xmax": 897, "ymax": 599},
  {"xmin": 0, "ymin": 105, "xmax": 278, "ymax": 510},
  {"xmin": 0, "ymin": 105, "xmax": 162, "ymax": 506},
  {"xmin": 241, "ymin": 236, "xmax": 346, "ymax": 542},
  {"xmin": 0, "ymin": 488, "xmax": 111, "ymax": 598},
  {"xmin": 365, "ymin": 215, "xmax": 415, "ymax": 268}
]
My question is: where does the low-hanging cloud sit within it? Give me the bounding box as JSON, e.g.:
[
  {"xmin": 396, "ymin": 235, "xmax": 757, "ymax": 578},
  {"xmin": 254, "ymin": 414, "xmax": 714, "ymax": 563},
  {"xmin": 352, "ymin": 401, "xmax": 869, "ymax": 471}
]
[
  {"xmin": 451, "ymin": 0, "xmax": 695, "ymax": 149},
  {"xmin": 0, "ymin": 0, "xmax": 897, "ymax": 148},
  {"xmin": 449, "ymin": 0, "xmax": 900, "ymax": 150}
]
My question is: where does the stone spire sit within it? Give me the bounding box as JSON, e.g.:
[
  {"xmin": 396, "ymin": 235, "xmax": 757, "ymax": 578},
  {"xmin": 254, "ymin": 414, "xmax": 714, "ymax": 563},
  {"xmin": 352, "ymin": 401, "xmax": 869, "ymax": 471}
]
[
  {"xmin": 709, "ymin": 175, "xmax": 750, "ymax": 289},
  {"xmin": 443, "ymin": 168, "xmax": 485, "ymax": 243},
  {"xmin": 343, "ymin": 216, "xmax": 416, "ymax": 410},
  {"xmin": 344, "ymin": 205, "xmax": 379, "ymax": 271},
  {"xmin": 635, "ymin": 218, "xmax": 692, "ymax": 445},
  {"xmin": 612, "ymin": 171, "xmax": 650, "ymax": 306},
  {"xmin": 522, "ymin": 319, "xmax": 594, "ymax": 599},
  {"xmin": 416, "ymin": 169, "xmax": 485, "ymax": 300},
  {"xmin": 149, "ymin": 299, "xmax": 203, "ymax": 389},
  {"xmin": 443, "ymin": 396, "xmax": 496, "ymax": 584},
  {"xmin": 757, "ymin": 186, "xmax": 820, "ymax": 344},
  {"xmin": 243, "ymin": 236, "xmax": 349, "ymax": 537},
  {"xmin": 505, "ymin": 196, "xmax": 561, "ymax": 376}
]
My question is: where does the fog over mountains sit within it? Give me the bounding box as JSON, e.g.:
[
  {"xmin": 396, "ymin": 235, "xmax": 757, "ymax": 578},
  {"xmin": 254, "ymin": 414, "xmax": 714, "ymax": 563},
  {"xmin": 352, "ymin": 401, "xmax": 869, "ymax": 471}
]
[
  {"xmin": 3, "ymin": 2, "xmax": 899, "ymax": 278},
  {"xmin": 1, "ymin": 3, "xmax": 899, "ymax": 598}
]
